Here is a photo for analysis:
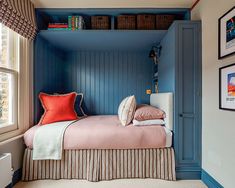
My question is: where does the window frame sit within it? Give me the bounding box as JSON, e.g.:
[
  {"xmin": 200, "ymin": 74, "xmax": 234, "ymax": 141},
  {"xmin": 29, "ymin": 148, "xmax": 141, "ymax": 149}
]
[
  {"xmin": 0, "ymin": 25, "xmax": 33, "ymax": 142},
  {"xmin": 0, "ymin": 67, "xmax": 18, "ymax": 134},
  {"xmin": 0, "ymin": 25, "xmax": 20, "ymax": 135}
]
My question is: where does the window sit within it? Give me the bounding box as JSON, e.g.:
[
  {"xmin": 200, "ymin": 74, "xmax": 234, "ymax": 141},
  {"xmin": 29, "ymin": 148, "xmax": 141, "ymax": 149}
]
[{"xmin": 0, "ymin": 23, "xmax": 19, "ymax": 134}]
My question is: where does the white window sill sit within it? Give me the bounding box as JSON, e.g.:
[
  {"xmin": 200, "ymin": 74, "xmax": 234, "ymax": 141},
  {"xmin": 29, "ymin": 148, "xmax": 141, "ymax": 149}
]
[{"xmin": 0, "ymin": 134, "xmax": 24, "ymax": 146}]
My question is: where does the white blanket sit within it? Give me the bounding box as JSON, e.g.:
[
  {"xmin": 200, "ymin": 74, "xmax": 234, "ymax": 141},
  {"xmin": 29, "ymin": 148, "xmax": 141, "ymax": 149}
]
[{"xmin": 32, "ymin": 120, "xmax": 76, "ymax": 160}]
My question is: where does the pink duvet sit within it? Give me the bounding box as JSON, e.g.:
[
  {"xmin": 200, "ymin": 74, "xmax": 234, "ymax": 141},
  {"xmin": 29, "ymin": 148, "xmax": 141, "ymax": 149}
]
[{"xmin": 24, "ymin": 115, "xmax": 166, "ymax": 149}]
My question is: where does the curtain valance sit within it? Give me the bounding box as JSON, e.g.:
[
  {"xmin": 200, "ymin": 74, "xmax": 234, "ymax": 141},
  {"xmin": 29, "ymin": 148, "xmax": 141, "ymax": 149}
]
[{"xmin": 0, "ymin": 0, "xmax": 37, "ymax": 40}]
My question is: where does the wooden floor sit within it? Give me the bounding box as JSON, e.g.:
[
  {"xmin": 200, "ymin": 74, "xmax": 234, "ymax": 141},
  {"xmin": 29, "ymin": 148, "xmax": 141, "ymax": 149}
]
[{"xmin": 15, "ymin": 179, "xmax": 207, "ymax": 188}]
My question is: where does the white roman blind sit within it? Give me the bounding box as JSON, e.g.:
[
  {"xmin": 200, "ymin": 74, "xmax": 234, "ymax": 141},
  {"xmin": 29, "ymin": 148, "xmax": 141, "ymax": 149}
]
[{"xmin": 0, "ymin": 0, "xmax": 37, "ymax": 40}]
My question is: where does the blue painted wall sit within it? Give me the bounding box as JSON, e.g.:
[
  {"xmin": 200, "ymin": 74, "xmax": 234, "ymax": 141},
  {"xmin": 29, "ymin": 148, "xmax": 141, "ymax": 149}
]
[
  {"xmin": 158, "ymin": 25, "xmax": 176, "ymax": 93},
  {"xmin": 34, "ymin": 36, "xmax": 66, "ymax": 123},
  {"xmin": 65, "ymin": 51, "xmax": 154, "ymax": 115}
]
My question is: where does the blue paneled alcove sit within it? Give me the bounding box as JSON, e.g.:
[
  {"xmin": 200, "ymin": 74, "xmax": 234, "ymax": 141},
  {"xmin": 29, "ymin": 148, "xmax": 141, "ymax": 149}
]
[{"xmin": 33, "ymin": 8, "xmax": 202, "ymax": 180}]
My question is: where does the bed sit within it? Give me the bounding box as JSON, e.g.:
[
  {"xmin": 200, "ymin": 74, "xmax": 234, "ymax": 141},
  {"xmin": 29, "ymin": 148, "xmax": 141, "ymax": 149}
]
[{"xmin": 22, "ymin": 93, "xmax": 176, "ymax": 181}]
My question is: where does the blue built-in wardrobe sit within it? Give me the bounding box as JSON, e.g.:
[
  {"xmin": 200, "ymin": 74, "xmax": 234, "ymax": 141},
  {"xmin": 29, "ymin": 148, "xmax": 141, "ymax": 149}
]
[
  {"xmin": 33, "ymin": 8, "xmax": 201, "ymax": 179},
  {"xmin": 159, "ymin": 21, "xmax": 202, "ymax": 179}
]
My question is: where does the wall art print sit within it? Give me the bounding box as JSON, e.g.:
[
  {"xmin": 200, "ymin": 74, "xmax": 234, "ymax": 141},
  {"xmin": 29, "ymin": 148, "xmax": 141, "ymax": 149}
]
[
  {"xmin": 219, "ymin": 6, "xmax": 235, "ymax": 59},
  {"xmin": 219, "ymin": 63, "xmax": 235, "ymax": 111}
]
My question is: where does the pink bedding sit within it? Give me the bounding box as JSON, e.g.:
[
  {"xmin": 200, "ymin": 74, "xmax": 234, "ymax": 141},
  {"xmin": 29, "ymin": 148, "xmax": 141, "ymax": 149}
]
[{"xmin": 24, "ymin": 115, "xmax": 166, "ymax": 150}]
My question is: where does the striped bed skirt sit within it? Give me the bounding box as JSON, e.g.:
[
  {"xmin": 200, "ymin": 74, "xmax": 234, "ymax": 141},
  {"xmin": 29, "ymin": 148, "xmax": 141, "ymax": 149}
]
[{"xmin": 22, "ymin": 147, "xmax": 176, "ymax": 182}]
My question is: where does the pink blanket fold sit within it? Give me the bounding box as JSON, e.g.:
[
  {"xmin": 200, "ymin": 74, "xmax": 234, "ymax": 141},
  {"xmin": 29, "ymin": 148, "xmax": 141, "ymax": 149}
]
[{"xmin": 24, "ymin": 115, "xmax": 166, "ymax": 150}]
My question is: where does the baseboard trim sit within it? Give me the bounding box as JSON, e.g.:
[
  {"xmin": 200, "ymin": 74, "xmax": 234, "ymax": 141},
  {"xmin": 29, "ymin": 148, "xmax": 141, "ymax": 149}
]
[
  {"xmin": 201, "ymin": 169, "xmax": 223, "ymax": 188},
  {"xmin": 6, "ymin": 168, "xmax": 22, "ymax": 188},
  {"xmin": 176, "ymin": 169, "xmax": 201, "ymax": 179}
]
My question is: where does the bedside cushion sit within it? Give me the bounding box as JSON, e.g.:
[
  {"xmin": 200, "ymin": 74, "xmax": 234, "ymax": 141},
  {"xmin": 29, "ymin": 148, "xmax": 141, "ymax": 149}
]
[
  {"xmin": 38, "ymin": 92, "xmax": 78, "ymax": 125},
  {"xmin": 134, "ymin": 104, "xmax": 165, "ymax": 121},
  {"xmin": 118, "ymin": 95, "xmax": 136, "ymax": 126}
]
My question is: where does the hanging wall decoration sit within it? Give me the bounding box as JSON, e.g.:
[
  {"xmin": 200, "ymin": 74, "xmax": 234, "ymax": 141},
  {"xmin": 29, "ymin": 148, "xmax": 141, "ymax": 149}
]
[
  {"xmin": 219, "ymin": 63, "xmax": 235, "ymax": 111},
  {"xmin": 219, "ymin": 6, "xmax": 235, "ymax": 59}
]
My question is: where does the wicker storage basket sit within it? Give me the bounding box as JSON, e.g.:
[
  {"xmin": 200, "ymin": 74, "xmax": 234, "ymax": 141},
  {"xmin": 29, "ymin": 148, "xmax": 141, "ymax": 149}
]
[
  {"xmin": 91, "ymin": 16, "xmax": 110, "ymax": 29},
  {"xmin": 137, "ymin": 14, "xmax": 155, "ymax": 30},
  {"xmin": 156, "ymin": 15, "xmax": 175, "ymax": 30},
  {"xmin": 117, "ymin": 15, "xmax": 136, "ymax": 30}
]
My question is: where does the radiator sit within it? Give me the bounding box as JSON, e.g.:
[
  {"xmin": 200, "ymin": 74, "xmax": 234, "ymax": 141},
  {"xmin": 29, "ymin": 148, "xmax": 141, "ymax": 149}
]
[{"xmin": 0, "ymin": 153, "xmax": 12, "ymax": 188}]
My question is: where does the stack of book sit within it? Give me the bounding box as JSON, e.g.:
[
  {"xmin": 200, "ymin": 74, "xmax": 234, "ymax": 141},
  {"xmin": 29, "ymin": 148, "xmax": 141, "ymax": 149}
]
[
  {"xmin": 47, "ymin": 16, "xmax": 85, "ymax": 31},
  {"xmin": 48, "ymin": 23, "xmax": 68, "ymax": 30}
]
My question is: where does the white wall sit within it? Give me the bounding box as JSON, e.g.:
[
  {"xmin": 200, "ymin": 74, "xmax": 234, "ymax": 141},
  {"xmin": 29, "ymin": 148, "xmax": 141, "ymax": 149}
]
[
  {"xmin": 0, "ymin": 138, "xmax": 25, "ymax": 171},
  {"xmin": 191, "ymin": 1, "xmax": 235, "ymax": 187}
]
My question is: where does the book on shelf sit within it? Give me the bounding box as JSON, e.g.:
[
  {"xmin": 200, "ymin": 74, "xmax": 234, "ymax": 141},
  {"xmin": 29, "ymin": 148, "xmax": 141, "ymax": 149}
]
[
  {"xmin": 72, "ymin": 16, "xmax": 75, "ymax": 30},
  {"xmin": 48, "ymin": 23, "xmax": 68, "ymax": 28},
  {"xmin": 47, "ymin": 28, "xmax": 70, "ymax": 31},
  {"xmin": 75, "ymin": 16, "xmax": 78, "ymax": 30},
  {"xmin": 48, "ymin": 23, "xmax": 69, "ymax": 30},
  {"xmin": 68, "ymin": 16, "xmax": 72, "ymax": 29}
]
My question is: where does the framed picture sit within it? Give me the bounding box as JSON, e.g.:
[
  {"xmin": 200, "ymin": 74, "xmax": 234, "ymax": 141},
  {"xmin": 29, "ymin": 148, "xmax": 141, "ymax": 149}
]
[
  {"xmin": 219, "ymin": 6, "xmax": 235, "ymax": 59},
  {"xmin": 219, "ymin": 63, "xmax": 235, "ymax": 111}
]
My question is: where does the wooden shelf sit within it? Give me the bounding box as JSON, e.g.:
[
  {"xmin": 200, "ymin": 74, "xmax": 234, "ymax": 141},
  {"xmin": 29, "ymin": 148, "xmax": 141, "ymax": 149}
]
[{"xmin": 38, "ymin": 30, "xmax": 167, "ymax": 51}]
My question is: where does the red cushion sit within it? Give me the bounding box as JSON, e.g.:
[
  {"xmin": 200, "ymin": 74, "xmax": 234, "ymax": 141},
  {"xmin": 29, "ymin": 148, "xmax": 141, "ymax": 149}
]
[{"xmin": 39, "ymin": 92, "xmax": 78, "ymax": 125}]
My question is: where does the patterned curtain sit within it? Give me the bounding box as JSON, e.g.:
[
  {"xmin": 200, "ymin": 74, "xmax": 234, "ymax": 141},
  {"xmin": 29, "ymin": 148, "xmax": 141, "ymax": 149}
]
[{"xmin": 0, "ymin": 0, "xmax": 37, "ymax": 40}]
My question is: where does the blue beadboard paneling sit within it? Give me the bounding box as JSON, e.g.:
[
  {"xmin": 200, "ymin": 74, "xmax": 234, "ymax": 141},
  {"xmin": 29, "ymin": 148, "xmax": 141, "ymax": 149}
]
[
  {"xmin": 34, "ymin": 36, "xmax": 66, "ymax": 123},
  {"xmin": 65, "ymin": 51, "xmax": 154, "ymax": 115}
]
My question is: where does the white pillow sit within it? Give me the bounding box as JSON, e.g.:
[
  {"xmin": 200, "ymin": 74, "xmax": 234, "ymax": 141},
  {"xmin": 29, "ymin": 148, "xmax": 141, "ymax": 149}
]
[
  {"xmin": 133, "ymin": 119, "xmax": 165, "ymax": 126},
  {"xmin": 118, "ymin": 95, "xmax": 136, "ymax": 126}
]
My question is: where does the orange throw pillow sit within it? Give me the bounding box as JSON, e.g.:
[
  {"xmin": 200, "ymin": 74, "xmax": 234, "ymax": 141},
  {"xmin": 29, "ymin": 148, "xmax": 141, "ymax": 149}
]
[{"xmin": 38, "ymin": 92, "xmax": 78, "ymax": 125}]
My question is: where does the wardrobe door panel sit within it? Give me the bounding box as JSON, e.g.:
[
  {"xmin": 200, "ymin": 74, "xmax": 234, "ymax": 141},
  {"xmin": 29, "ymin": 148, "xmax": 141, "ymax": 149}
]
[
  {"xmin": 156, "ymin": 21, "xmax": 201, "ymax": 179},
  {"xmin": 177, "ymin": 23, "xmax": 201, "ymax": 170}
]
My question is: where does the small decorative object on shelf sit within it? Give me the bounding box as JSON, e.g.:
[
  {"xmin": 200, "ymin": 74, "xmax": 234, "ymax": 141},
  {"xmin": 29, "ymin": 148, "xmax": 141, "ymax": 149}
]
[
  {"xmin": 156, "ymin": 15, "xmax": 175, "ymax": 30},
  {"xmin": 149, "ymin": 45, "xmax": 162, "ymax": 64},
  {"xmin": 219, "ymin": 63, "xmax": 235, "ymax": 111},
  {"xmin": 117, "ymin": 15, "xmax": 136, "ymax": 30},
  {"xmin": 154, "ymin": 72, "xmax": 158, "ymax": 80},
  {"xmin": 137, "ymin": 14, "xmax": 155, "ymax": 30},
  {"xmin": 151, "ymin": 46, "xmax": 161, "ymax": 94},
  {"xmin": 153, "ymin": 64, "xmax": 159, "ymax": 93},
  {"xmin": 155, "ymin": 82, "xmax": 159, "ymax": 93},
  {"xmin": 219, "ymin": 6, "xmax": 235, "ymax": 59},
  {"xmin": 91, "ymin": 16, "xmax": 110, "ymax": 30}
]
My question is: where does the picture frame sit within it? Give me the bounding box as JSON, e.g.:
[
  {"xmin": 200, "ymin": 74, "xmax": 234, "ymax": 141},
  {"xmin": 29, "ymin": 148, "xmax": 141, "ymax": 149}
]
[
  {"xmin": 219, "ymin": 63, "xmax": 235, "ymax": 111},
  {"xmin": 218, "ymin": 6, "xmax": 235, "ymax": 59}
]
